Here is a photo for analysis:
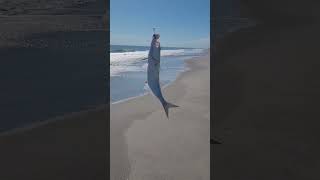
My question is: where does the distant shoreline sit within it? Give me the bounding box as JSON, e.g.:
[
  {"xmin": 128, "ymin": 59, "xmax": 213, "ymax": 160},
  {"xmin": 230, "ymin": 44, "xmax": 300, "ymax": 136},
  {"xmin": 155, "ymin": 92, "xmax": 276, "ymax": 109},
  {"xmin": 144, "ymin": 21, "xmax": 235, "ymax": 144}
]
[{"xmin": 111, "ymin": 44, "xmax": 204, "ymax": 50}]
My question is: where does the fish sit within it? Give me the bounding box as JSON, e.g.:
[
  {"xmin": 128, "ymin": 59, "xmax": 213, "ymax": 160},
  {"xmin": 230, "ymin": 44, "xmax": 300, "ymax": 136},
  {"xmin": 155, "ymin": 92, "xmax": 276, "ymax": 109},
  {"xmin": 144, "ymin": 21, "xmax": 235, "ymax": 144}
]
[{"xmin": 147, "ymin": 33, "xmax": 178, "ymax": 118}]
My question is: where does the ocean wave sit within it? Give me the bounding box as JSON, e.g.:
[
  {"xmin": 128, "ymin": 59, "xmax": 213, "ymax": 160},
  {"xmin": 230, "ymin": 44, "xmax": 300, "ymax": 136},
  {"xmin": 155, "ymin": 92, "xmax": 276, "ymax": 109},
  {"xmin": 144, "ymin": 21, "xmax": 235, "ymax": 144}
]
[
  {"xmin": 111, "ymin": 49, "xmax": 136, "ymax": 53},
  {"xmin": 110, "ymin": 48, "xmax": 204, "ymax": 76},
  {"xmin": 110, "ymin": 48, "xmax": 203, "ymax": 63}
]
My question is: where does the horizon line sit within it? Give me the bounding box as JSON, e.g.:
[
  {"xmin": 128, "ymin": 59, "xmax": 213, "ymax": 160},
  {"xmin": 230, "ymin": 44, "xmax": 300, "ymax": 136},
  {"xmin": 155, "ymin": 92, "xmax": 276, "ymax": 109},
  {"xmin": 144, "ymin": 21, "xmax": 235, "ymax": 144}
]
[{"xmin": 110, "ymin": 44, "xmax": 205, "ymax": 49}]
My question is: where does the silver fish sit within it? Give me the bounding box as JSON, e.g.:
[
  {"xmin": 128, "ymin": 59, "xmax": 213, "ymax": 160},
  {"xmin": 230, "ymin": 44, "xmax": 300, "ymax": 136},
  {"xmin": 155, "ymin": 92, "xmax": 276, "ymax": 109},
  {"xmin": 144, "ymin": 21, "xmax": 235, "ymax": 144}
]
[{"xmin": 147, "ymin": 33, "xmax": 178, "ymax": 118}]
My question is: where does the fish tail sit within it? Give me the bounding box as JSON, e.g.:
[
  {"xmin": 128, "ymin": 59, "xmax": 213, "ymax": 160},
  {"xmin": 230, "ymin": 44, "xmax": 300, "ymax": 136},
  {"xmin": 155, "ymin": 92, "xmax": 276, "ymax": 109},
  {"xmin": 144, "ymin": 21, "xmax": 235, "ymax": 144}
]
[{"xmin": 162, "ymin": 101, "xmax": 179, "ymax": 119}]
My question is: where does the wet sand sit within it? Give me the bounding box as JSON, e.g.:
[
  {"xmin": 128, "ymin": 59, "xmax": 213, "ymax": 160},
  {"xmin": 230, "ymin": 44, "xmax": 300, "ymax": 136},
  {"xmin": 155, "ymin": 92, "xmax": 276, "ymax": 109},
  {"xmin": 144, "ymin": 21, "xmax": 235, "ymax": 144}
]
[
  {"xmin": 111, "ymin": 54, "xmax": 210, "ymax": 180},
  {"xmin": 0, "ymin": 31, "xmax": 108, "ymax": 132},
  {"xmin": 0, "ymin": 105, "xmax": 108, "ymax": 179}
]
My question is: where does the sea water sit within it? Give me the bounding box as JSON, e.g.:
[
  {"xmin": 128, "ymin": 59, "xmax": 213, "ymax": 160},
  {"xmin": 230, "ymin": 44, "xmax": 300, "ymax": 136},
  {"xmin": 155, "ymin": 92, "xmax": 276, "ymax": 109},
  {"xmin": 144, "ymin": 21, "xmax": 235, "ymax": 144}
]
[{"xmin": 110, "ymin": 45, "xmax": 205, "ymax": 103}]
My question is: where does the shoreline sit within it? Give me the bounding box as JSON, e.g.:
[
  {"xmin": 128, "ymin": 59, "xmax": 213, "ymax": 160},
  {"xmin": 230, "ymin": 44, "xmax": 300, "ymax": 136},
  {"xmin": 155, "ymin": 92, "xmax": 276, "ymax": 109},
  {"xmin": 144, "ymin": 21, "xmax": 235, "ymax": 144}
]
[
  {"xmin": 0, "ymin": 48, "xmax": 205, "ymax": 135},
  {"xmin": 111, "ymin": 53, "xmax": 210, "ymax": 179},
  {"xmin": 111, "ymin": 53, "xmax": 203, "ymax": 105},
  {"xmin": 0, "ymin": 104, "xmax": 107, "ymax": 137},
  {"xmin": 0, "ymin": 48, "xmax": 209, "ymax": 179}
]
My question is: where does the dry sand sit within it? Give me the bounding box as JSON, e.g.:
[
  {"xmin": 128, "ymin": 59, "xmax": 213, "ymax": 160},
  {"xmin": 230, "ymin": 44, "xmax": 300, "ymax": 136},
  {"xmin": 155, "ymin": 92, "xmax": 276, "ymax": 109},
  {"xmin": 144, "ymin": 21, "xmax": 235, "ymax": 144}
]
[{"xmin": 111, "ymin": 54, "xmax": 210, "ymax": 180}]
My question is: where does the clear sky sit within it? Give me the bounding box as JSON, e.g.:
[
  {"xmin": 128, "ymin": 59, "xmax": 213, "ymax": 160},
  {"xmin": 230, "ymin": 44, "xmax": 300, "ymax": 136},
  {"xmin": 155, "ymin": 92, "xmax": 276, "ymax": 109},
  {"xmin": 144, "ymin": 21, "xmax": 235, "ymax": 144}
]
[{"xmin": 110, "ymin": 0, "xmax": 210, "ymax": 48}]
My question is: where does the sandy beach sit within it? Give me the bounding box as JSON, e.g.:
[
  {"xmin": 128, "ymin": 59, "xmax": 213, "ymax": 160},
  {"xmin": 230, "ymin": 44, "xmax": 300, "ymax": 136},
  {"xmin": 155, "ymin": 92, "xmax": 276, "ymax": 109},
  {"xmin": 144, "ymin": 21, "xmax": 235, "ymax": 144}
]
[
  {"xmin": 0, "ymin": 53, "xmax": 210, "ymax": 179},
  {"xmin": 111, "ymin": 54, "xmax": 210, "ymax": 180}
]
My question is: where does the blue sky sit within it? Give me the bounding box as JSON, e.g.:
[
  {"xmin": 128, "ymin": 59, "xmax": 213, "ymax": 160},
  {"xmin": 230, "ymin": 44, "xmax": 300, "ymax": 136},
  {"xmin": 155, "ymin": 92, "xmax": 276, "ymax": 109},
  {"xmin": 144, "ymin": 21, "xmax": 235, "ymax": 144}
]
[{"xmin": 110, "ymin": 0, "xmax": 210, "ymax": 48}]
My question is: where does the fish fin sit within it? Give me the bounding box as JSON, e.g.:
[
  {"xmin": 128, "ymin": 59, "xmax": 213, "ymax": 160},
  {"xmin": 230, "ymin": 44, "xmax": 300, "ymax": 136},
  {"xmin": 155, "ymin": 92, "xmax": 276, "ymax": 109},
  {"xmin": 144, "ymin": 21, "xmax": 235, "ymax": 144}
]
[{"xmin": 163, "ymin": 102, "xmax": 179, "ymax": 119}]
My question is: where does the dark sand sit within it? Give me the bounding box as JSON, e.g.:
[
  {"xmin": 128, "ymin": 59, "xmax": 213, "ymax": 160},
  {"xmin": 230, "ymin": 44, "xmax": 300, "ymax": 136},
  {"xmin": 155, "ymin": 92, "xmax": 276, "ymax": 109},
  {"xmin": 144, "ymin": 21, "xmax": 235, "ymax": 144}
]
[
  {"xmin": 0, "ymin": 0, "xmax": 106, "ymax": 16},
  {"xmin": 0, "ymin": 1, "xmax": 108, "ymax": 179},
  {"xmin": 0, "ymin": 105, "xmax": 108, "ymax": 179},
  {"xmin": 0, "ymin": 31, "xmax": 108, "ymax": 132},
  {"xmin": 212, "ymin": 5, "xmax": 320, "ymax": 179},
  {"xmin": 0, "ymin": 31, "xmax": 109, "ymax": 179},
  {"xmin": 0, "ymin": 0, "xmax": 108, "ymax": 131}
]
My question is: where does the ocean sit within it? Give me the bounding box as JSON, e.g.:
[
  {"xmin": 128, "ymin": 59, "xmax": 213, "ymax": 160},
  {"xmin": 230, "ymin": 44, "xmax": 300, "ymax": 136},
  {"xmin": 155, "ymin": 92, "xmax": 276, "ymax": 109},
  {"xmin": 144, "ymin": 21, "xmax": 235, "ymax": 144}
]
[{"xmin": 110, "ymin": 45, "xmax": 206, "ymax": 103}]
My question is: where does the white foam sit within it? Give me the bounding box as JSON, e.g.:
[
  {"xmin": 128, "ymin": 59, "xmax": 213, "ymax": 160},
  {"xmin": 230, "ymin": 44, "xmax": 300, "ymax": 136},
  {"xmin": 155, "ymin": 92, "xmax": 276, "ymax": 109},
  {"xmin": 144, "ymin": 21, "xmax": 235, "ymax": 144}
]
[
  {"xmin": 110, "ymin": 49, "xmax": 188, "ymax": 63},
  {"xmin": 142, "ymin": 63, "xmax": 148, "ymax": 71},
  {"xmin": 110, "ymin": 48, "xmax": 204, "ymax": 76}
]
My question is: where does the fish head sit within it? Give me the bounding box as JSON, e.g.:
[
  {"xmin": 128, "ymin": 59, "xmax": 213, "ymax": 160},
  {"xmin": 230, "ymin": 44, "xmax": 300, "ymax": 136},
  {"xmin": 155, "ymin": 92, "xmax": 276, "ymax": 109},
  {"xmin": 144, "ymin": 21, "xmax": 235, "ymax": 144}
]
[
  {"xmin": 153, "ymin": 33, "xmax": 160, "ymax": 40},
  {"xmin": 152, "ymin": 34, "xmax": 160, "ymax": 48}
]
